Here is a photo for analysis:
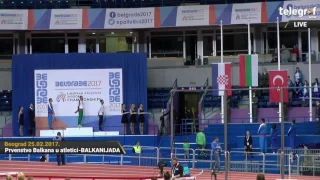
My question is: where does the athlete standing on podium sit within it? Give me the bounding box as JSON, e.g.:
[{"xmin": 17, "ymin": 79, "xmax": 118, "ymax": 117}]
[
  {"xmin": 98, "ymin": 99, "xmax": 105, "ymax": 131},
  {"xmin": 48, "ymin": 98, "xmax": 55, "ymax": 130},
  {"xmin": 75, "ymin": 96, "xmax": 84, "ymax": 127}
]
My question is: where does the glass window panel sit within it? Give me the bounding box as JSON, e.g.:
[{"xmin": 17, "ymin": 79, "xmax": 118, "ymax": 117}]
[
  {"xmin": 27, "ymin": 38, "xmax": 30, "ymax": 54},
  {"xmin": 67, "ymin": 33, "xmax": 79, "ymax": 37},
  {"xmin": 86, "ymin": 33, "xmax": 97, "ymax": 37},
  {"xmin": 203, "ymin": 36, "xmax": 213, "ymax": 56},
  {"xmin": 151, "ymin": 31, "xmax": 182, "ymax": 36},
  {"xmin": 263, "ymin": 32, "xmax": 267, "ymax": 54},
  {"xmin": 105, "ymin": 37, "xmax": 132, "ymax": 53},
  {"xmin": 0, "ymin": 34, "xmax": 13, "ymax": 38},
  {"xmin": 101, "ymin": 32, "xmax": 132, "ymax": 37},
  {"xmin": 147, "ymin": 36, "xmax": 150, "ymax": 58},
  {"xmin": 267, "ymin": 26, "xmax": 296, "ymax": 31},
  {"xmin": 267, "ymin": 31, "xmax": 298, "ymax": 50},
  {"xmin": 86, "ymin": 39, "xmax": 96, "ymax": 53},
  {"xmin": 185, "ymin": 35, "xmax": 197, "ymax": 63},
  {"xmin": 0, "ymin": 39, "xmax": 13, "ymax": 56},
  {"xmin": 99, "ymin": 38, "xmax": 106, "ymax": 53},
  {"xmin": 301, "ymin": 32, "xmax": 308, "ymax": 53},
  {"xmin": 68, "ymin": 39, "xmax": 78, "ymax": 53},
  {"xmin": 202, "ymin": 30, "xmax": 214, "ymax": 34},
  {"xmin": 318, "ymin": 31, "xmax": 320, "ymax": 51},
  {"xmin": 151, "ymin": 36, "xmax": 183, "ymax": 58},
  {"xmin": 216, "ymin": 33, "xmax": 253, "ymax": 56},
  {"xmin": 216, "ymin": 28, "xmax": 248, "ymax": 33},
  {"xmin": 32, "ymin": 38, "xmax": 65, "ymax": 54},
  {"xmin": 185, "ymin": 31, "xmax": 197, "ymax": 35},
  {"xmin": 31, "ymin": 33, "xmax": 65, "ymax": 38},
  {"xmin": 14, "ymin": 38, "xmax": 18, "ymax": 54}
]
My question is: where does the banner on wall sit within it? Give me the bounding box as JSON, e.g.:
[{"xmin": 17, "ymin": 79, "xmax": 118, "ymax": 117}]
[
  {"xmin": 280, "ymin": 0, "xmax": 320, "ymax": 22},
  {"xmin": 176, "ymin": 5, "xmax": 210, "ymax": 26},
  {"xmin": 49, "ymin": 9, "xmax": 83, "ymax": 29},
  {"xmin": 7, "ymin": 1, "xmax": 320, "ymax": 30},
  {"xmin": 0, "ymin": 10, "xmax": 28, "ymax": 30},
  {"xmin": 104, "ymin": 8, "xmax": 155, "ymax": 29},
  {"xmin": 34, "ymin": 69, "xmax": 123, "ymax": 118},
  {"xmin": 230, "ymin": 3, "xmax": 262, "ymax": 24}
]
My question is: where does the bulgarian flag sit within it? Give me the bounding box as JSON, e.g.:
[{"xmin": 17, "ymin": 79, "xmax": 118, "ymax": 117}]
[{"xmin": 239, "ymin": 54, "xmax": 259, "ymax": 87}]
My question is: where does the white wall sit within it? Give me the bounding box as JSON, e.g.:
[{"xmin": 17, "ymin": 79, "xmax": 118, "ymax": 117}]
[
  {"xmin": 0, "ymin": 71, "xmax": 12, "ymax": 90},
  {"xmin": 148, "ymin": 62, "xmax": 317, "ymax": 87}
]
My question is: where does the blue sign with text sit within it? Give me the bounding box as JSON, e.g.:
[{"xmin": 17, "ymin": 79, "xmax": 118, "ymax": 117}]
[
  {"xmin": 109, "ymin": 72, "xmax": 121, "ymax": 103},
  {"xmin": 36, "ymin": 73, "xmax": 48, "ymax": 104}
]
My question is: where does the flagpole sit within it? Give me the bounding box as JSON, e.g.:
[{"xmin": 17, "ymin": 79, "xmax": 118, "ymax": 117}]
[
  {"xmin": 248, "ymin": 21, "xmax": 253, "ymax": 123},
  {"xmin": 277, "ymin": 17, "xmax": 281, "ymax": 122},
  {"xmin": 277, "ymin": 17, "xmax": 285, "ymax": 179},
  {"xmin": 220, "ymin": 20, "xmax": 224, "ymax": 124},
  {"xmin": 308, "ymin": 28, "xmax": 312, "ymax": 122}
]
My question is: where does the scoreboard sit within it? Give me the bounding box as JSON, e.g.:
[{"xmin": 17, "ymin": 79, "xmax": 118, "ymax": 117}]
[{"xmin": 176, "ymin": 87, "xmax": 205, "ymax": 91}]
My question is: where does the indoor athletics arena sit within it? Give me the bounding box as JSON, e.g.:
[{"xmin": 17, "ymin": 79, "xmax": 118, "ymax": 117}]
[{"xmin": 0, "ymin": 0, "xmax": 320, "ymax": 179}]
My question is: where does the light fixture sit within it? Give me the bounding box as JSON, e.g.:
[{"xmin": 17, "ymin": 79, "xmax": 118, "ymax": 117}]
[
  {"xmin": 92, "ymin": 32, "xmax": 96, "ymax": 35},
  {"xmin": 111, "ymin": 32, "xmax": 114, "ymax": 34},
  {"xmin": 130, "ymin": 32, "xmax": 133, "ymax": 34}
]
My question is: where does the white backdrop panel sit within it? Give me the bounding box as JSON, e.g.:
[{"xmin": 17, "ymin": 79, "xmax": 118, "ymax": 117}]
[{"xmin": 34, "ymin": 69, "xmax": 123, "ymax": 117}]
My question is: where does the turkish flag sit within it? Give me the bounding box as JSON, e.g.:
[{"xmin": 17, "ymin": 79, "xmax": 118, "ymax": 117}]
[{"xmin": 269, "ymin": 70, "xmax": 289, "ymax": 103}]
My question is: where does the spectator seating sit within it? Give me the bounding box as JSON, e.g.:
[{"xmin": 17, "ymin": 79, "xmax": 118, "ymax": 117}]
[
  {"xmin": 147, "ymin": 88, "xmax": 171, "ymax": 109},
  {"xmin": 204, "ymin": 85, "xmax": 249, "ymax": 108},
  {"xmin": 147, "ymin": 86, "xmax": 320, "ymax": 109},
  {"xmin": 0, "ymin": 90, "xmax": 12, "ymax": 112},
  {"xmin": 1, "ymin": 86, "xmax": 318, "ymax": 112}
]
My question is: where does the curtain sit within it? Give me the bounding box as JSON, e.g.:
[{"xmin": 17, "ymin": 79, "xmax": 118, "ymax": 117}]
[{"xmin": 12, "ymin": 53, "xmax": 147, "ymax": 136}]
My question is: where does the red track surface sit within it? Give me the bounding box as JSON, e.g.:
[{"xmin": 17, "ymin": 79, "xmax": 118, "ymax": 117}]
[{"xmin": 0, "ymin": 161, "xmax": 318, "ymax": 180}]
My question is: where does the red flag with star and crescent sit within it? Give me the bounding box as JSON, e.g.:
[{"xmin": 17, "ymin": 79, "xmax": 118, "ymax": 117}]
[{"xmin": 269, "ymin": 70, "xmax": 288, "ymax": 103}]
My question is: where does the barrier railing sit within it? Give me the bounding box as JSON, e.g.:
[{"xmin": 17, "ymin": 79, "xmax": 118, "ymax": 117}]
[
  {"xmin": 298, "ymin": 154, "xmax": 320, "ymax": 176},
  {"xmin": 121, "ymin": 146, "xmax": 159, "ymax": 166},
  {"xmin": 0, "ymin": 174, "xmax": 198, "ymax": 180},
  {"xmin": 229, "ymin": 151, "xmax": 265, "ymax": 174},
  {"xmin": 5, "ymin": 115, "xmax": 12, "ymax": 124},
  {"xmin": 3, "ymin": 147, "xmax": 320, "ymax": 177},
  {"xmin": 199, "ymin": 116, "xmax": 317, "ymax": 125}
]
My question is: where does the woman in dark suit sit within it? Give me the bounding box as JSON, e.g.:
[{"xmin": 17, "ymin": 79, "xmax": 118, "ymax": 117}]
[
  {"xmin": 121, "ymin": 104, "xmax": 128, "ymax": 135},
  {"xmin": 28, "ymin": 104, "xmax": 35, "ymax": 136},
  {"xmin": 138, "ymin": 103, "xmax": 145, "ymax": 135},
  {"xmin": 244, "ymin": 131, "xmax": 253, "ymax": 160},
  {"xmin": 129, "ymin": 104, "xmax": 136, "ymax": 135}
]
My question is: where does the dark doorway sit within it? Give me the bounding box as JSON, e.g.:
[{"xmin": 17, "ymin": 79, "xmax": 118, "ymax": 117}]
[
  {"xmin": 176, "ymin": 92, "xmax": 200, "ymax": 135},
  {"xmin": 185, "ymin": 36, "xmax": 197, "ymax": 65}
]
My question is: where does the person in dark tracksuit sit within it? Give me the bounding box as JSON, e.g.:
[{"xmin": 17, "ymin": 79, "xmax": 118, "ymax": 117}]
[
  {"xmin": 287, "ymin": 120, "xmax": 297, "ymax": 160},
  {"xmin": 54, "ymin": 132, "xmax": 65, "ymax": 166},
  {"xmin": 287, "ymin": 120, "xmax": 296, "ymax": 150},
  {"xmin": 270, "ymin": 123, "xmax": 278, "ymax": 154}
]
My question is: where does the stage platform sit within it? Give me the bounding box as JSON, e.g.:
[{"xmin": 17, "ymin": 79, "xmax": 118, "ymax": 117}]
[{"xmin": 39, "ymin": 127, "xmax": 120, "ymax": 137}]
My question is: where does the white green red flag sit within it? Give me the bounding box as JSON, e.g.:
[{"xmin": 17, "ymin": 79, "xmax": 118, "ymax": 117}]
[{"xmin": 239, "ymin": 54, "xmax": 259, "ymax": 87}]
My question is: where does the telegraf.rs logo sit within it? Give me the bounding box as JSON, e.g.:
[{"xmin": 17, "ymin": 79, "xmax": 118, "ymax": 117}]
[
  {"xmin": 279, "ymin": 6, "xmax": 317, "ymax": 19},
  {"xmin": 36, "ymin": 73, "xmax": 48, "ymax": 104},
  {"xmin": 109, "ymin": 72, "xmax": 121, "ymax": 109}
]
